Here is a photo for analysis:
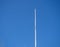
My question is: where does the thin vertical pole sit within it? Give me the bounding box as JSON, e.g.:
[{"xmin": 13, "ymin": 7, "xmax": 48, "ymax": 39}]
[{"xmin": 34, "ymin": 8, "xmax": 37, "ymax": 47}]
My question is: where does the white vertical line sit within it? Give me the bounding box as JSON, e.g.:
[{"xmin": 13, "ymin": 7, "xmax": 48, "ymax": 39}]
[{"xmin": 34, "ymin": 8, "xmax": 37, "ymax": 47}]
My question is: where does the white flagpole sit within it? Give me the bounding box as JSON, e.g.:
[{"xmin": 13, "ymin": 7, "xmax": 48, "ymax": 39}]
[{"xmin": 34, "ymin": 8, "xmax": 37, "ymax": 47}]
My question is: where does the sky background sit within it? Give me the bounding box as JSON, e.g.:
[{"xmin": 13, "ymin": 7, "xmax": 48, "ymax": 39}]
[{"xmin": 0, "ymin": 0, "xmax": 60, "ymax": 47}]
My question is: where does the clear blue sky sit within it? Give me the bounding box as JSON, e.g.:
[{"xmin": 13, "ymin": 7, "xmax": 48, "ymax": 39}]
[{"xmin": 0, "ymin": 0, "xmax": 60, "ymax": 47}]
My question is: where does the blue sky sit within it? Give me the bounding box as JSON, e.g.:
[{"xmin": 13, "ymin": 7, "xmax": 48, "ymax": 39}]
[{"xmin": 0, "ymin": 0, "xmax": 60, "ymax": 47}]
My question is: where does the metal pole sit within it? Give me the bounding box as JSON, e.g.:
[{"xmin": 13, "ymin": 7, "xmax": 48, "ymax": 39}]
[{"xmin": 34, "ymin": 8, "xmax": 37, "ymax": 47}]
